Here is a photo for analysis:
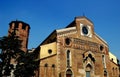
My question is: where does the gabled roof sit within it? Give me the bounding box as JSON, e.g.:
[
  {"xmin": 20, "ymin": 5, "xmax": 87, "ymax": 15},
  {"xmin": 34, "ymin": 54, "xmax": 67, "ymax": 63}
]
[
  {"xmin": 95, "ymin": 33, "xmax": 108, "ymax": 46},
  {"xmin": 66, "ymin": 16, "xmax": 94, "ymax": 28},
  {"xmin": 36, "ymin": 16, "xmax": 107, "ymax": 50},
  {"xmin": 40, "ymin": 30, "xmax": 57, "ymax": 45}
]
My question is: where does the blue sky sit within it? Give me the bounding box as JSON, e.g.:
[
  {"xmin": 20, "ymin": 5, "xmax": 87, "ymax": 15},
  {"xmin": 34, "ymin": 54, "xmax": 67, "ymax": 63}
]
[{"xmin": 0, "ymin": 0, "xmax": 120, "ymax": 60}]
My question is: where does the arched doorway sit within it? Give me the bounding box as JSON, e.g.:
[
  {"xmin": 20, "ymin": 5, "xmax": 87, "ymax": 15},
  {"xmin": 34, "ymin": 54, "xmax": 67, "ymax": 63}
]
[{"xmin": 66, "ymin": 69, "xmax": 72, "ymax": 77}]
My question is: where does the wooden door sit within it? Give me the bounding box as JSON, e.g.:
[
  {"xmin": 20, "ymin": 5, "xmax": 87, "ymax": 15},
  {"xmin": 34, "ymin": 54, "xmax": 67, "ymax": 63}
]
[{"xmin": 66, "ymin": 74, "xmax": 72, "ymax": 77}]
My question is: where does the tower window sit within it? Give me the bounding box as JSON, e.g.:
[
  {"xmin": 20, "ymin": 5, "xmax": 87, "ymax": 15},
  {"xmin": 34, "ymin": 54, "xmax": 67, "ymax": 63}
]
[
  {"xmin": 22, "ymin": 25, "xmax": 26, "ymax": 30},
  {"xmin": 14, "ymin": 22, "xmax": 18, "ymax": 29}
]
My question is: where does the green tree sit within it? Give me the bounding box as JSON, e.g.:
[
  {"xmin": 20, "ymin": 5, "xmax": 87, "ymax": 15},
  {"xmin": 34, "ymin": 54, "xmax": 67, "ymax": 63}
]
[
  {"xmin": 14, "ymin": 50, "xmax": 40, "ymax": 77},
  {"xmin": 0, "ymin": 29, "xmax": 23, "ymax": 76},
  {"xmin": 0, "ymin": 29, "xmax": 40, "ymax": 77}
]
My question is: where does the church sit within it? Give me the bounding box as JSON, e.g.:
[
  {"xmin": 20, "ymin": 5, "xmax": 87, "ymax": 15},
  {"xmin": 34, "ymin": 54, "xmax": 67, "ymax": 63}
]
[{"xmin": 36, "ymin": 16, "xmax": 120, "ymax": 77}]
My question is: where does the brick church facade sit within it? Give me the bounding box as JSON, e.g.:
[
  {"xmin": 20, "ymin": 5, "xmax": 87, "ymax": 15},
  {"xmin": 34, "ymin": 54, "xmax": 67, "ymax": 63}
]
[{"xmin": 36, "ymin": 16, "xmax": 120, "ymax": 77}]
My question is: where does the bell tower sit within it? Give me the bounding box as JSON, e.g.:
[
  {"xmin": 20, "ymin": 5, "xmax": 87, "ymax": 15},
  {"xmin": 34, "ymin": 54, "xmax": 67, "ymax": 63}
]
[{"xmin": 8, "ymin": 20, "xmax": 30, "ymax": 52}]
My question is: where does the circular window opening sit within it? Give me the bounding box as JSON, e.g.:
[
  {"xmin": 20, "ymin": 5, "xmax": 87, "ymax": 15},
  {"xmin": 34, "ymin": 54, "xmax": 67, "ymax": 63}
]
[
  {"xmin": 65, "ymin": 38, "xmax": 71, "ymax": 45},
  {"xmin": 48, "ymin": 49, "xmax": 52, "ymax": 54},
  {"xmin": 100, "ymin": 45, "xmax": 104, "ymax": 51},
  {"xmin": 82, "ymin": 26, "xmax": 89, "ymax": 35}
]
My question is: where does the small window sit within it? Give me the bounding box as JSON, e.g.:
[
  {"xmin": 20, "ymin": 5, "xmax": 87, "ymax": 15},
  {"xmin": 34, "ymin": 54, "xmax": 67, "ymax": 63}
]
[
  {"xmin": 112, "ymin": 67, "xmax": 115, "ymax": 75},
  {"xmin": 52, "ymin": 64, "xmax": 55, "ymax": 68},
  {"xmin": 111, "ymin": 58, "xmax": 113, "ymax": 61},
  {"xmin": 48, "ymin": 49, "xmax": 52, "ymax": 54},
  {"xmin": 44, "ymin": 63, "xmax": 48, "ymax": 67},
  {"xmin": 15, "ymin": 25, "xmax": 18, "ymax": 29},
  {"xmin": 14, "ymin": 22, "xmax": 19, "ymax": 29},
  {"xmin": 52, "ymin": 64, "xmax": 56, "ymax": 76},
  {"xmin": 65, "ymin": 38, "xmax": 71, "ymax": 45},
  {"xmin": 100, "ymin": 45, "xmax": 104, "ymax": 51}
]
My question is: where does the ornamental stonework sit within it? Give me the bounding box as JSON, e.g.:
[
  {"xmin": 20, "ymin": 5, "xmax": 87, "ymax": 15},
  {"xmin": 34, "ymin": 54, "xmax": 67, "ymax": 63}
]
[{"xmin": 64, "ymin": 37, "xmax": 100, "ymax": 52}]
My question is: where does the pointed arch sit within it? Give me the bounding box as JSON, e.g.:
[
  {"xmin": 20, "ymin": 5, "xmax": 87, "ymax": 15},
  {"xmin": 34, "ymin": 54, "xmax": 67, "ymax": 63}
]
[
  {"xmin": 86, "ymin": 64, "xmax": 92, "ymax": 71},
  {"xmin": 85, "ymin": 64, "xmax": 92, "ymax": 77}
]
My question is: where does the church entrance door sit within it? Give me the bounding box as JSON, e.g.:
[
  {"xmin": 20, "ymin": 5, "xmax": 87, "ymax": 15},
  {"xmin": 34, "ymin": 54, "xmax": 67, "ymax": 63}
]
[{"xmin": 66, "ymin": 69, "xmax": 72, "ymax": 77}]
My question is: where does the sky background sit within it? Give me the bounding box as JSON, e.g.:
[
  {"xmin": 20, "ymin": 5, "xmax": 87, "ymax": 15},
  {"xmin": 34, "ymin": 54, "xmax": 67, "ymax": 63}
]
[{"xmin": 0, "ymin": 0, "xmax": 120, "ymax": 60}]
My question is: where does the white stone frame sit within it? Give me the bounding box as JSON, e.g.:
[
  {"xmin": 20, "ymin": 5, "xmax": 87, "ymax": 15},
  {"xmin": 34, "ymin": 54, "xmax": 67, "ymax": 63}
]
[
  {"xmin": 80, "ymin": 23, "xmax": 92, "ymax": 37},
  {"xmin": 66, "ymin": 49, "xmax": 72, "ymax": 68}
]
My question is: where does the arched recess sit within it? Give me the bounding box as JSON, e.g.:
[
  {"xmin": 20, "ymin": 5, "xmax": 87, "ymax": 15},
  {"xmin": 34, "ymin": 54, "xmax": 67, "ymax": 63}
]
[
  {"xmin": 66, "ymin": 69, "xmax": 73, "ymax": 77},
  {"xmin": 66, "ymin": 50, "xmax": 72, "ymax": 67}
]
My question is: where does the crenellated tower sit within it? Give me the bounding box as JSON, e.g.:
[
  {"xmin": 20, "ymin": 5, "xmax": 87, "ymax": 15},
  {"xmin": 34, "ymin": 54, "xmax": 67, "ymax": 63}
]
[{"xmin": 8, "ymin": 20, "xmax": 30, "ymax": 52}]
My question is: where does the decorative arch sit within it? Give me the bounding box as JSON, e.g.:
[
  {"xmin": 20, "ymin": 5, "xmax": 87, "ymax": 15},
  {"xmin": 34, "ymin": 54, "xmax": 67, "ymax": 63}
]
[
  {"xmin": 85, "ymin": 64, "xmax": 92, "ymax": 77},
  {"xmin": 83, "ymin": 52, "xmax": 95, "ymax": 63},
  {"xmin": 86, "ymin": 64, "xmax": 92, "ymax": 71}
]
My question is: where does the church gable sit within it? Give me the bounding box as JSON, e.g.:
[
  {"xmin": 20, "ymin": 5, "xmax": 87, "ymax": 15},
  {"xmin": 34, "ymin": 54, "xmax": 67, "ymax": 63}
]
[
  {"xmin": 75, "ymin": 16, "xmax": 94, "ymax": 39},
  {"xmin": 40, "ymin": 30, "xmax": 57, "ymax": 45},
  {"xmin": 55, "ymin": 16, "xmax": 109, "ymax": 55}
]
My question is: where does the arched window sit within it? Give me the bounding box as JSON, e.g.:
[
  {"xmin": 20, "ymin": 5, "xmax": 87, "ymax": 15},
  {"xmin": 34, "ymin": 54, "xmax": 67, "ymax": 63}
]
[
  {"xmin": 52, "ymin": 64, "xmax": 56, "ymax": 76},
  {"xmin": 102, "ymin": 55, "xmax": 106, "ymax": 68},
  {"xmin": 44, "ymin": 63, "xmax": 48, "ymax": 77},
  {"xmin": 104, "ymin": 70, "xmax": 107, "ymax": 77},
  {"xmin": 115, "ymin": 68, "xmax": 118, "ymax": 76},
  {"xmin": 112, "ymin": 67, "xmax": 114, "ymax": 76},
  {"xmin": 44, "ymin": 63, "xmax": 48, "ymax": 67},
  {"xmin": 67, "ymin": 50, "xmax": 71, "ymax": 67}
]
